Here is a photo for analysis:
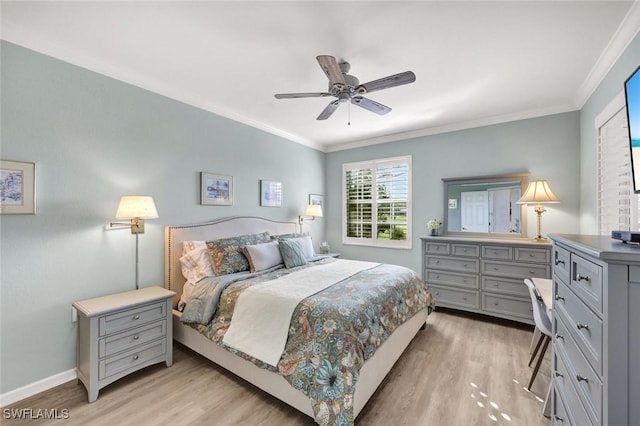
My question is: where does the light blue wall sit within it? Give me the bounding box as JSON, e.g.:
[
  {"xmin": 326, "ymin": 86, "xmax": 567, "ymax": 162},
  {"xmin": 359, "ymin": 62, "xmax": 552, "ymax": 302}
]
[
  {"xmin": 0, "ymin": 42, "xmax": 325, "ymax": 393},
  {"xmin": 325, "ymin": 112, "xmax": 582, "ymax": 273},
  {"xmin": 579, "ymin": 33, "xmax": 640, "ymax": 232}
]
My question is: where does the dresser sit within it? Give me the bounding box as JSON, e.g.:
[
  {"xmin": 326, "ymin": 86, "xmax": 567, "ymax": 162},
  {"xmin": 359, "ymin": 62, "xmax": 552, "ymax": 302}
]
[
  {"xmin": 73, "ymin": 286, "xmax": 175, "ymax": 402},
  {"xmin": 549, "ymin": 234, "xmax": 640, "ymax": 425},
  {"xmin": 421, "ymin": 236, "xmax": 552, "ymax": 324}
]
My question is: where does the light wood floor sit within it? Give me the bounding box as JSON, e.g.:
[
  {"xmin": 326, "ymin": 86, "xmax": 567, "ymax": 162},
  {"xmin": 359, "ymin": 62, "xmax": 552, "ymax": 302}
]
[{"xmin": 3, "ymin": 309, "xmax": 550, "ymax": 425}]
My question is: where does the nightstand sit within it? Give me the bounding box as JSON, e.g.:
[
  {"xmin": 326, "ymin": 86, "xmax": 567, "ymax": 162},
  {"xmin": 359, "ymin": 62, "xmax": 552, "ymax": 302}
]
[{"xmin": 73, "ymin": 286, "xmax": 175, "ymax": 402}]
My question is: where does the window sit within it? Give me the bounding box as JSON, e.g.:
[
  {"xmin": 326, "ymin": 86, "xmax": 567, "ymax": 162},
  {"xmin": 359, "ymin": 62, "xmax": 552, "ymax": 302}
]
[
  {"xmin": 343, "ymin": 156, "xmax": 411, "ymax": 248},
  {"xmin": 597, "ymin": 97, "xmax": 639, "ymax": 234}
]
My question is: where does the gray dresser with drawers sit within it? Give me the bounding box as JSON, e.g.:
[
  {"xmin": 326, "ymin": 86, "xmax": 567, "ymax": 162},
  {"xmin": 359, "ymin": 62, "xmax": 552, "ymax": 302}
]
[
  {"xmin": 421, "ymin": 236, "xmax": 552, "ymax": 324},
  {"xmin": 549, "ymin": 234, "xmax": 639, "ymax": 426}
]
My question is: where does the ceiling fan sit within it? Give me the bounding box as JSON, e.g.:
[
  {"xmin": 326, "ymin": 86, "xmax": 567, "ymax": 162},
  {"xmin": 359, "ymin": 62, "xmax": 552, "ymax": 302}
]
[{"xmin": 275, "ymin": 55, "xmax": 416, "ymax": 121}]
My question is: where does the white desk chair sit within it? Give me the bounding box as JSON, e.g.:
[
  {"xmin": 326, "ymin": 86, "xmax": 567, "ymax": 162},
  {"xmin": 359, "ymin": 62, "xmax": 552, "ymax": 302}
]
[{"xmin": 524, "ymin": 278, "xmax": 552, "ymax": 390}]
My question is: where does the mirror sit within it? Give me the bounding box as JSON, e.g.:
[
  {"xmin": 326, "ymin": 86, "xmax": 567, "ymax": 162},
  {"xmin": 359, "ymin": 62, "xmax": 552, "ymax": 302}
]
[{"xmin": 443, "ymin": 173, "xmax": 529, "ymax": 238}]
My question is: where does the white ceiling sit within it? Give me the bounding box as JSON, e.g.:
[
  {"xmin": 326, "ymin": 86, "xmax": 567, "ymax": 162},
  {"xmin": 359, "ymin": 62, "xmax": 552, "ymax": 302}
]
[{"xmin": 2, "ymin": 1, "xmax": 639, "ymax": 152}]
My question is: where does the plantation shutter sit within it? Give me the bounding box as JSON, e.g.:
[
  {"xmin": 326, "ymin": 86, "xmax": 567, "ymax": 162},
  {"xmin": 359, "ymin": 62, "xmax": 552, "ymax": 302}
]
[{"xmin": 597, "ymin": 106, "xmax": 639, "ymax": 234}]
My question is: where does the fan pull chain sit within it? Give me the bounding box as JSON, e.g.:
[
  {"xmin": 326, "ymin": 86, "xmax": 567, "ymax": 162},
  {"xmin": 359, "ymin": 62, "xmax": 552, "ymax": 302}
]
[{"xmin": 348, "ymin": 101, "xmax": 351, "ymax": 126}]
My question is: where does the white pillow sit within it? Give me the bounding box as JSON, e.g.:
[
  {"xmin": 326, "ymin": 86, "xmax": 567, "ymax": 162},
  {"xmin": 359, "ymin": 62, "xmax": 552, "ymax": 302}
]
[
  {"xmin": 242, "ymin": 241, "xmax": 283, "ymax": 272},
  {"xmin": 182, "ymin": 240, "xmax": 206, "ymax": 255},
  {"xmin": 180, "ymin": 247, "xmax": 214, "ymax": 283},
  {"xmin": 284, "ymin": 235, "xmax": 315, "ymax": 258}
]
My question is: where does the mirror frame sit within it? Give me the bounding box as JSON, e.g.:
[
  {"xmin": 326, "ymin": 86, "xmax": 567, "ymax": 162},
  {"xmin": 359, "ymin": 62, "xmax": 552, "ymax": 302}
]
[{"xmin": 442, "ymin": 173, "xmax": 529, "ymax": 239}]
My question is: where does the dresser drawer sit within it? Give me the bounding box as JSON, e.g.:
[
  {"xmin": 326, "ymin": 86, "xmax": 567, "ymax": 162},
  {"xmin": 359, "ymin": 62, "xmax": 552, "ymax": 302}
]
[
  {"xmin": 99, "ymin": 320, "xmax": 166, "ymax": 358},
  {"xmin": 481, "ymin": 260, "xmax": 550, "ymax": 279},
  {"xmin": 554, "ymin": 315, "xmax": 602, "ymax": 425},
  {"xmin": 427, "ymin": 256, "xmax": 479, "ymax": 274},
  {"xmin": 99, "ymin": 301, "xmax": 166, "ymax": 336},
  {"xmin": 553, "ymin": 350, "xmax": 594, "ymax": 426},
  {"xmin": 552, "ymin": 386, "xmax": 574, "ymax": 425},
  {"xmin": 425, "ymin": 242, "xmax": 449, "ymax": 255},
  {"xmin": 99, "ymin": 339, "xmax": 167, "ymax": 380},
  {"xmin": 515, "ymin": 247, "xmax": 550, "ymax": 263},
  {"xmin": 451, "ymin": 244, "xmax": 479, "ymax": 257},
  {"xmin": 426, "ymin": 270, "xmax": 479, "ymax": 289},
  {"xmin": 482, "ymin": 276, "xmax": 528, "ymax": 296},
  {"xmin": 482, "ymin": 294, "xmax": 533, "ymax": 320},
  {"xmin": 554, "ymin": 245, "xmax": 571, "ymax": 284},
  {"xmin": 571, "ymin": 254, "xmax": 603, "ymax": 313},
  {"xmin": 555, "ymin": 279, "xmax": 602, "ymax": 374},
  {"xmin": 430, "ymin": 285, "xmax": 479, "ymax": 309},
  {"xmin": 481, "ymin": 245, "xmax": 513, "ymax": 260}
]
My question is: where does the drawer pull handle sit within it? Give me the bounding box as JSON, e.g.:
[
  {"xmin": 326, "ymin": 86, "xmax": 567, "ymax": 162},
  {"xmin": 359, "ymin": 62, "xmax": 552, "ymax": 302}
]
[
  {"xmin": 529, "ymin": 271, "xmax": 535, "ymax": 274},
  {"xmin": 554, "ymin": 415, "xmax": 564, "ymax": 422},
  {"xmin": 133, "ymin": 355, "xmax": 139, "ymax": 361},
  {"xmin": 576, "ymin": 273, "xmax": 590, "ymax": 282},
  {"xmin": 494, "ymin": 302, "xmax": 499, "ymax": 306},
  {"xmin": 529, "ymin": 253, "xmax": 535, "ymax": 257},
  {"xmin": 554, "ymin": 372, "xmax": 564, "ymax": 378},
  {"xmin": 133, "ymin": 315, "xmax": 140, "ymax": 320},
  {"xmin": 576, "ymin": 375, "xmax": 589, "ymax": 383},
  {"xmin": 555, "ymin": 259, "xmax": 565, "ymax": 266},
  {"xmin": 555, "ymin": 333, "xmax": 564, "ymax": 340},
  {"xmin": 463, "ymin": 264, "xmax": 468, "ymax": 268},
  {"xmin": 133, "ymin": 335, "xmax": 140, "ymax": 340},
  {"xmin": 576, "ymin": 322, "xmax": 590, "ymax": 331},
  {"xmin": 494, "ymin": 283, "xmax": 499, "ymax": 287},
  {"xmin": 462, "ymin": 297, "xmax": 468, "ymax": 301},
  {"xmin": 555, "ymin": 295, "xmax": 565, "ymax": 302}
]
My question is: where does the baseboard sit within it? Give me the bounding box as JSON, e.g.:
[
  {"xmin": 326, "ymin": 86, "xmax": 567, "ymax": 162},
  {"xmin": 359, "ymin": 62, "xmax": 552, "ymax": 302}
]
[{"xmin": 0, "ymin": 369, "xmax": 77, "ymax": 408}]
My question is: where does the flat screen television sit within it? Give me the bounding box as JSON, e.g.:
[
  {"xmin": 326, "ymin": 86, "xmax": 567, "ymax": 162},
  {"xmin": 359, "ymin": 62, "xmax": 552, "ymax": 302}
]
[{"xmin": 625, "ymin": 65, "xmax": 640, "ymax": 192}]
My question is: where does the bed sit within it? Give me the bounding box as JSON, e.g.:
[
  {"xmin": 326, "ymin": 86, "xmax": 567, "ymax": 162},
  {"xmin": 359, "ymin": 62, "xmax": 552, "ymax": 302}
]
[{"xmin": 165, "ymin": 216, "xmax": 434, "ymax": 425}]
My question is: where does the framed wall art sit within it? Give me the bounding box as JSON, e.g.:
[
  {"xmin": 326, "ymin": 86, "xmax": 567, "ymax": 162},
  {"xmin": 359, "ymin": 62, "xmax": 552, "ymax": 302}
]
[
  {"xmin": 309, "ymin": 193, "xmax": 324, "ymax": 208},
  {"xmin": 260, "ymin": 180, "xmax": 282, "ymax": 207},
  {"xmin": 0, "ymin": 160, "xmax": 36, "ymax": 214},
  {"xmin": 201, "ymin": 172, "xmax": 233, "ymax": 206}
]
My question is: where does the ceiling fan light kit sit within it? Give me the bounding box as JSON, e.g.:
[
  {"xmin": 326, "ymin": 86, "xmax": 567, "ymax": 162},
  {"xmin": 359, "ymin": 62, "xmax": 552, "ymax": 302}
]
[{"xmin": 275, "ymin": 55, "xmax": 416, "ymax": 121}]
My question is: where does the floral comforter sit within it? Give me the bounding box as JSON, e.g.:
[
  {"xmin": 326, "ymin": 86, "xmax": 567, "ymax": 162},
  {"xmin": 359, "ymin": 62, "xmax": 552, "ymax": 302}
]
[{"xmin": 182, "ymin": 258, "xmax": 435, "ymax": 425}]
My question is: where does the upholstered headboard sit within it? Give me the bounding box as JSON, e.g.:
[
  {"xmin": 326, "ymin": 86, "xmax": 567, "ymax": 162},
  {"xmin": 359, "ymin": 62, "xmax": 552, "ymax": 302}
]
[{"xmin": 164, "ymin": 216, "xmax": 297, "ymax": 309}]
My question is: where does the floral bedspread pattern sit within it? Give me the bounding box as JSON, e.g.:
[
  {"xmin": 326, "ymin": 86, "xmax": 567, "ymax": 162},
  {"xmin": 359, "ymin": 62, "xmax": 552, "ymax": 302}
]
[{"xmin": 187, "ymin": 258, "xmax": 435, "ymax": 425}]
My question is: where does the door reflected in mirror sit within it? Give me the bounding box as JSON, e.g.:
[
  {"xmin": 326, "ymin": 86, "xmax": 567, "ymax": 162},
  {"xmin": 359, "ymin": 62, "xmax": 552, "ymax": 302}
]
[{"xmin": 443, "ymin": 174, "xmax": 529, "ymax": 239}]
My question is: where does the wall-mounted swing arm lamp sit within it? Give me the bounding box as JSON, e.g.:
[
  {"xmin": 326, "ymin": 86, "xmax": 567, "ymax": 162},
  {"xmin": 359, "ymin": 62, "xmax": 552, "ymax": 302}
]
[
  {"xmin": 110, "ymin": 196, "xmax": 159, "ymax": 289},
  {"xmin": 299, "ymin": 204, "xmax": 323, "ymax": 226},
  {"xmin": 516, "ymin": 180, "xmax": 559, "ymax": 242}
]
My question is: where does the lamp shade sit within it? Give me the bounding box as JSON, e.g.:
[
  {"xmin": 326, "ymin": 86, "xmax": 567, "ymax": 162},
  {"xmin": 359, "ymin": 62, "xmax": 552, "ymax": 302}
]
[
  {"xmin": 304, "ymin": 204, "xmax": 323, "ymax": 217},
  {"xmin": 516, "ymin": 180, "xmax": 560, "ymax": 204},
  {"xmin": 115, "ymin": 196, "xmax": 159, "ymax": 219}
]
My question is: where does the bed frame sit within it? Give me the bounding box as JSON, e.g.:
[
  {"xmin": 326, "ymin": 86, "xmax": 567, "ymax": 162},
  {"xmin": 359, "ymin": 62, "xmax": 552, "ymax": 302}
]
[{"xmin": 165, "ymin": 216, "xmax": 428, "ymax": 419}]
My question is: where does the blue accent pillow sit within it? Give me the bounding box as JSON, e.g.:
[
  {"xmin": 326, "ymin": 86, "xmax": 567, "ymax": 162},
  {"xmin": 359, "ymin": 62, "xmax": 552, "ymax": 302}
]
[{"xmin": 278, "ymin": 239, "xmax": 308, "ymax": 269}]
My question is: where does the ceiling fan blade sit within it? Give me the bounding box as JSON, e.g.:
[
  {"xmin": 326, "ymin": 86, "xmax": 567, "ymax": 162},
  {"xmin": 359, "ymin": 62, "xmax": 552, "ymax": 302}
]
[
  {"xmin": 355, "ymin": 71, "xmax": 416, "ymax": 94},
  {"xmin": 351, "ymin": 96, "xmax": 391, "ymax": 115},
  {"xmin": 275, "ymin": 92, "xmax": 332, "ymax": 99},
  {"xmin": 317, "ymin": 100, "xmax": 340, "ymax": 120},
  {"xmin": 317, "ymin": 55, "xmax": 347, "ymax": 90}
]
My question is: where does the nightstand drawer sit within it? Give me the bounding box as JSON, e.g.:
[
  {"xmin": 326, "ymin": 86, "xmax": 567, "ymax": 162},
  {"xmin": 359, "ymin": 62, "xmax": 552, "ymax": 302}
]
[
  {"xmin": 99, "ymin": 339, "xmax": 167, "ymax": 380},
  {"xmin": 482, "ymin": 294, "xmax": 533, "ymax": 320},
  {"xmin": 427, "ymin": 256, "xmax": 479, "ymax": 273},
  {"xmin": 482, "ymin": 260, "xmax": 550, "ymax": 279},
  {"xmin": 554, "ymin": 350, "xmax": 593, "ymax": 426},
  {"xmin": 430, "ymin": 285, "xmax": 479, "ymax": 309},
  {"xmin": 99, "ymin": 320, "xmax": 166, "ymax": 358},
  {"xmin": 99, "ymin": 301, "xmax": 166, "ymax": 336},
  {"xmin": 426, "ymin": 270, "xmax": 478, "ymax": 289},
  {"xmin": 481, "ymin": 246, "xmax": 513, "ymax": 260}
]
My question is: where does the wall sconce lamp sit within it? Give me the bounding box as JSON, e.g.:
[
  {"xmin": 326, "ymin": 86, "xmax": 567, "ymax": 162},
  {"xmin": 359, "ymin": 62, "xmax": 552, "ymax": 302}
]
[
  {"xmin": 516, "ymin": 180, "xmax": 560, "ymax": 242},
  {"xmin": 110, "ymin": 196, "xmax": 159, "ymax": 289},
  {"xmin": 299, "ymin": 204, "xmax": 323, "ymax": 229}
]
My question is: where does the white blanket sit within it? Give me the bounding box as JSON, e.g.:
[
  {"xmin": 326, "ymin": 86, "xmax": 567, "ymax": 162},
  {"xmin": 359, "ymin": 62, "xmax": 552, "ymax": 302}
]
[{"xmin": 222, "ymin": 259, "xmax": 379, "ymax": 367}]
